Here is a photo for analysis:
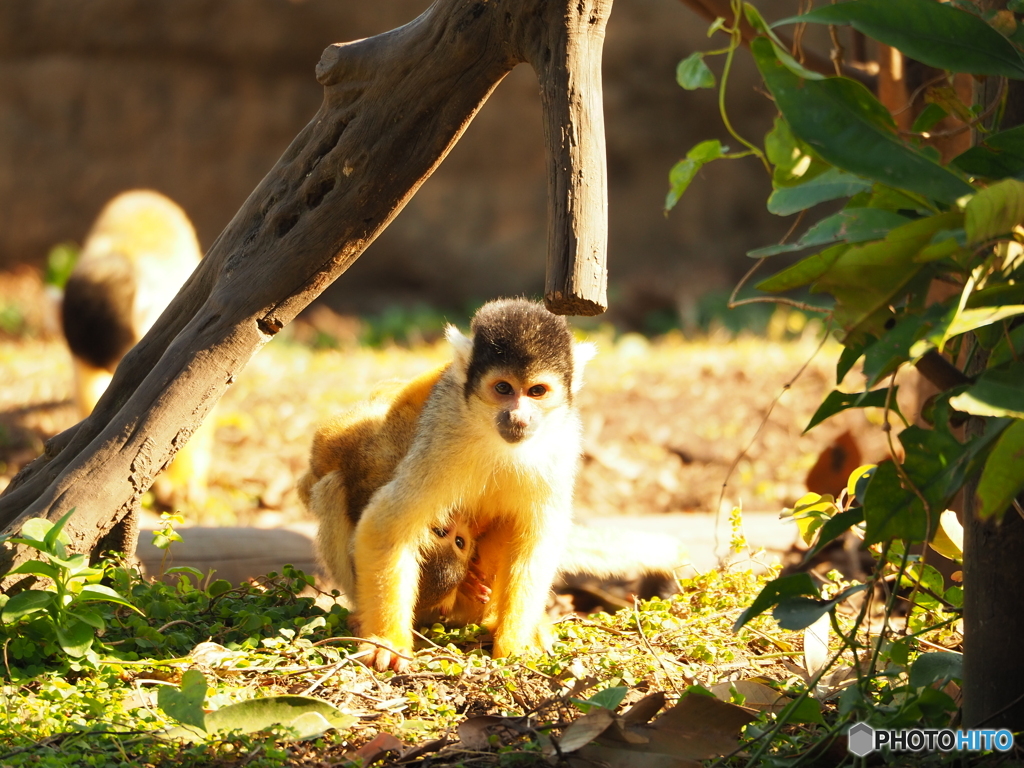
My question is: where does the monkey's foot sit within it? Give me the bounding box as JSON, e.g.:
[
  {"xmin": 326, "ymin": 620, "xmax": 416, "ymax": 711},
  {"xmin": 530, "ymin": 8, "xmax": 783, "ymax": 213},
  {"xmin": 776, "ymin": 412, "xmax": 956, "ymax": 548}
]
[{"xmin": 358, "ymin": 637, "xmax": 413, "ymax": 673}]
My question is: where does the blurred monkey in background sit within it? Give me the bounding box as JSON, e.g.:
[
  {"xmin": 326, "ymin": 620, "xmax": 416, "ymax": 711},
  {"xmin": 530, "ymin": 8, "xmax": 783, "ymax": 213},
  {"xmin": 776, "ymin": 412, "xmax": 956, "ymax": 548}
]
[{"xmin": 60, "ymin": 189, "xmax": 212, "ymax": 508}]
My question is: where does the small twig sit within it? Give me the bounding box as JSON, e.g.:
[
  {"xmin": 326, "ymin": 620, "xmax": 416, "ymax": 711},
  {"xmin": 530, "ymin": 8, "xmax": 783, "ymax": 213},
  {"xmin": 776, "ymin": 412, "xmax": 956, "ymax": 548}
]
[
  {"xmin": 632, "ymin": 602, "xmax": 683, "ymax": 696},
  {"xmin": 714, "ymin": 328, "xmax": 831, "ymax": 554},
  {"xmin": 299, "ymin": 661, "xmax": 347, "ymax": 696}
]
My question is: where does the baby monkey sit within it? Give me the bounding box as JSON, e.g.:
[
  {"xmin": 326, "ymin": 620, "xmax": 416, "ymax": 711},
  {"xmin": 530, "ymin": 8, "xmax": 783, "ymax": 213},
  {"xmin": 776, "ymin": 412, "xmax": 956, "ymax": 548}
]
[{"xmin": 299, "ymin": 298, "xmax": 595, "ymax": 670}]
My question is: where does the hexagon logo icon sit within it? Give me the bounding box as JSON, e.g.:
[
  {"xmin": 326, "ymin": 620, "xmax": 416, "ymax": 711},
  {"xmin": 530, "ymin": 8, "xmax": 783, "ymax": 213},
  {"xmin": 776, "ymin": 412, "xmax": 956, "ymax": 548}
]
[{"xmin": 848, "ymin": 722, "xmax": 875, "ymax": 757}]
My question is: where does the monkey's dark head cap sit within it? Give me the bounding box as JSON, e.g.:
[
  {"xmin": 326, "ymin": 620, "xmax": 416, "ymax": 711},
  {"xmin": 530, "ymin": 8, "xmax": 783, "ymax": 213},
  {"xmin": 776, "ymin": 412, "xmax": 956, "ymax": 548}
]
[{"xmin": 466, "ymin": 298, "xmax": 575, "ymax": 396}]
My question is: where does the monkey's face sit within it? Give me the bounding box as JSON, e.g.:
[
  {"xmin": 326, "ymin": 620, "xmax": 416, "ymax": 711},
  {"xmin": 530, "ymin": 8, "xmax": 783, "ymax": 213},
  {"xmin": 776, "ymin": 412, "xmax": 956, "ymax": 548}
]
[
  {"xmin": 479, "ymin": 371, "xmax": 566, "ymax": 444},
  {"xmin": 418, "ymin": 524, "xmax": 475, "ymax": 608}
]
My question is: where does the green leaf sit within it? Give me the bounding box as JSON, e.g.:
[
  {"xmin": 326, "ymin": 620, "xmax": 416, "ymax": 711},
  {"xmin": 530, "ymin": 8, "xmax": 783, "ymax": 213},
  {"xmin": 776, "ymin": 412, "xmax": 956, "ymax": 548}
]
[
  {"xmin": 909, "ymin": 652, "xmax": 963, "ymax": 689},
  {"xmin": 749, "ymin": 208, "xmax": 910, "ymax": 257},
  {"xmin": 989, "ymin": 324, "xmax": 1024, "ymax": 368},
  {"xmin": 676, "ymin": 52, "xmax": 716, "ymax": 90},
  {"xmin": 837, "ymin": 336, "xmax": 872, "ymax": 384},
  {"xmin": 949, "ymin": 362, "xmax": 1024, "ymax": 418},
  {"xmin": 19, "ymin": 518, "xmax": 55, "ymax": 545},
  {"xmin": 804, "ymin": 507, "xmax": 865, "ymax": 562},
  {"xmin": 772, "ymin": 584, "xmax": 868, "ymax": 630},
  {"xmin": 778, "ymin": 0, "xmax": 1024, "ymax": 79},
  {"xmin": 167, "ymin": 695, "xmax": 357, "ymax": 743},
  {"xmin": 752, "ymin": 38, "xmax": 975, "ymax": 205},
  {"xmin": 812, "ymin": 212, "xmax": 963, "ymax": 334},
  {"xmin": 805, "ymin": 387, "xmax": 902, "ymax": 432},
  {"xmin": 765, "ymin": 116, "xmax": 831, "ymax": 189},
  {"xmin": 942, "ymin": 305, "xmax": 1024, "ymax": 343},
  {"xmin": 862, "ymin": 304, "xmax": 950, "ymax": 386},
  {"xmin": 734, "ymin": 573, "xmax": 818, "ymax": 631},
  {"xmin": 862, "ymin": 424, "xmax": 996, "ymax": 545},
  {"xmin": 953, "ymin": 124, "xmax": 1024, "ymax": 179},
  {"xmin": 665, "ymin": 140, "xmax": 728, "ymax": 211},
  {"xmin": 66, "ymin": 606, "xmax": 105, "ymax": 630},
  {"xmin": 975, "ymin": 420, "xmax": 1024, "ymax": 521},
  {"xmin": 580, "ymin": 687, "xmax": 629, "ymax": 713},
  {"xmin": 1, "ymin": 589, "xmax": 55, "ymax": 622},
  {"xmin": 778, "ymin": 696, "xmax": 825, "ymax": 725},
  {"xmin": 5, "ymin": 560, "xmax": 61, "ymax": 581},
  {"xmin": 158, "ymin": 669, "xmax": 209, "ymax": 734},
  {"xmin": 911, "ymin": 103, "xmax": 948, "ymax": 134},
  {"xmin": 78, "ymin": 584, "xmax": 145, "ymax": 614},
  {"xmin": 964, "ymin": 178, "xmax": 1024, "ymax": 244},
  {"xmin": 863, "ymin": 461, "xmax": 925, "ymax": 544},
  {"xmin": 766, "ymin": 168, "xmax": 873, "ymax": 216},
  {"xmin": 757, "ymin": 244, "xmax": 847, "ymax": 293},
  {"xmin": 55, "ymin": 619, "xmax": 95, "ymax": 657},
  {"xmin": 43, "ymin": 509, "xmax": 76, "ymax": 552}
]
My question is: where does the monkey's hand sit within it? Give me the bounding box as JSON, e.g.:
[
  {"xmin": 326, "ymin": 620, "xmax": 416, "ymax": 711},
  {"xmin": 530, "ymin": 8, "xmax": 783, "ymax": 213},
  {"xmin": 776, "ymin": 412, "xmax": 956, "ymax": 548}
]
[
  {"xmin": 459, "ymin": 559, "xmax": 492, "ymax": 604},
  {"xmin": 358, "ymin": 637, "xmax": 414, "ymax": 673}
]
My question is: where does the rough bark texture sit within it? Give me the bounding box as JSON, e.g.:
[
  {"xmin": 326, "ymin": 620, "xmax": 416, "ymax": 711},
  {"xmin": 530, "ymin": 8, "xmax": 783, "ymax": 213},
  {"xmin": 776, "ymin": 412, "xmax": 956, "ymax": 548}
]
[
  {"xmin": 0, "ymin": 0, "xmax": 611, "ymax": 580},
  {"xmin": 961, "ymin": 57, "xmax": 1024, "ymax": 729}
]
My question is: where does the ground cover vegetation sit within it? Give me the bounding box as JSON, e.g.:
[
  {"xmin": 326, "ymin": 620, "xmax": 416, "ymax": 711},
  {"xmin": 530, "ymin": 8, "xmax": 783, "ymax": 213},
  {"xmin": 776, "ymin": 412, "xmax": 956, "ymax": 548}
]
[{"xmin": 4, "ymin": 0, "xmax": 1024, "ymax": 764}]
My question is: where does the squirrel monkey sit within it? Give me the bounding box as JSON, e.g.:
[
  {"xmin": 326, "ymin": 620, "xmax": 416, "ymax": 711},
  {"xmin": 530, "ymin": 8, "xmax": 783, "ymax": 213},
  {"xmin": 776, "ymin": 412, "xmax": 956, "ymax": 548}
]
[
  {"xmin": 60, "ymin": 190, "xmax": 212, "ymax": 507},
  {"xmin": 300, "ymin": 298, "xmax": 595, "ymax": 671}
]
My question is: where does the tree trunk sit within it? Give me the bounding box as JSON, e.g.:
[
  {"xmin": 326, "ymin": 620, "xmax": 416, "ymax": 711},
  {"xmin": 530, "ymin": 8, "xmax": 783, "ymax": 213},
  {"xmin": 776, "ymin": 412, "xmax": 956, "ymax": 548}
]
[
  {"xmin": 960, "ymin": 58, "xmax": 1024, "ymax": 728},
  {"xmin": 0, "ymin": 0, "xmax": 611, "ymax": 581}
]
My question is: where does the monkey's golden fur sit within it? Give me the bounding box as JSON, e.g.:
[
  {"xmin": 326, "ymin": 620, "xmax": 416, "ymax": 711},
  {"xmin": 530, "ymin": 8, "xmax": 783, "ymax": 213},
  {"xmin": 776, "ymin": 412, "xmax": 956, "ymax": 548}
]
[
  {"xmin": 300, "ymin": 299, "xmax": 594, "ymax": 671},
  {"xmin": 298, "ymin": 364, "xmax": 481, "ymax": 621}
]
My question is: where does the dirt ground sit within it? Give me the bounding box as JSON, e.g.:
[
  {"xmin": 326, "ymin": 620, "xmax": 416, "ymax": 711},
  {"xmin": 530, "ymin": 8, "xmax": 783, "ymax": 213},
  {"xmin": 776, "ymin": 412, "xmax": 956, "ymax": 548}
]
[{"xmin": 0, "ymin": 269, "xmax": 920, "ymax": 531}]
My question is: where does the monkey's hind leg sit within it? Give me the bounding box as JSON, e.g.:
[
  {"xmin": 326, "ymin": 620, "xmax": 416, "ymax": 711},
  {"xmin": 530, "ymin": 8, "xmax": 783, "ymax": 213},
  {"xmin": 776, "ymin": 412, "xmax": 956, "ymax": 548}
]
[{"xmin": 306, "ymin": 472, "xmax": 360, "ymax": 607}]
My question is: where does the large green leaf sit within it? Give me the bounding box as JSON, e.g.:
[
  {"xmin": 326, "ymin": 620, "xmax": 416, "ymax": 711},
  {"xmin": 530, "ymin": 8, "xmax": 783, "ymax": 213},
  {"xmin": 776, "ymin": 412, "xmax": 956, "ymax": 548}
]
[
  {"xmin": 976, "ymin": 419, "xmax": 1024, "ymax": 521},
  {"xmin": 772, "ymin": 584, "xmax": 868, "ymax": 630},
  {"xmin": 766, "ymin": 168, "xmax": 873, "ymax": 216},
  {"xmin": 778, "ymin": 0, "xmax": 1024, "ymax": 79},
  {"xmin": 812, "ymin": 212, "xmax": 962, "ymax": 333},
  {"xmin": 862, "ymin": 304, "xmax": 950, "ymax": 386},
  {"xmin": 734, "ymin": 573, "xmax": 818, "ymax": 631},
  {"xmin": 953, "ymin": 125, "xmax": 1024, "ymax": 179},
  {"xmin": 158, "ymin": 669, "xmax": 209, "ymax": 734},
  {"xmin": 909, "ymin": 652, "xmax": 963, "ymax": 689},
  {"xmin": 804, "ymin": 387, "xmax": 902, "ymax": 432},
  {"xmin": 752, "ymin": 38, "xmax": 974, "ymax": 205},
  {"xmin": 949, "ymin": 362, "xmax": 1024, "ymax": 418},
  {"xmin": 862, "ymin": 424, "xmax": 994, "ymax": 545},
  {"xmin": 55, "ymin": 619, "xmax": 95, "ymax": 657},
  {"xmin": 749, "ymin": 208, "xmax": 909, "ymax": 257},
  {"xmin": 166, "ymin": 695, "xmax": 357, "ymax": 743},
  {"xmin": 1, "ymin": 589, "xmax": 55, "ymax": 622},
  {"xmin": 964, "ymin": 178, "xmax": 1024, "ymax": 244},
  {"xmin": 804, "ymin": 507, "xmax": 865, "ymax": 562},
  {"xmin": 757, "ymin": 244, "xmax": 847, "ymax": 292}
]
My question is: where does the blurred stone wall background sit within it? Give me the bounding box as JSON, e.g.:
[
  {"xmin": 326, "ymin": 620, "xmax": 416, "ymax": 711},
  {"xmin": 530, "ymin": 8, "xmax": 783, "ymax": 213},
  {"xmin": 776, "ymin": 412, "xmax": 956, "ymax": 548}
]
[{"xmin": 0, "ymin": 0, "xmax": 800, "ymax": 326}]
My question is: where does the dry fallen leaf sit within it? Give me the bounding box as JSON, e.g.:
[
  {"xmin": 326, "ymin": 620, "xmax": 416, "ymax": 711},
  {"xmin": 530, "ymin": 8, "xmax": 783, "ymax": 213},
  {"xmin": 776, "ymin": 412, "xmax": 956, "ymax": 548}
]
[
  {"xmin": 710, "ymin": 680, "xmax": 791, "ymax": 713},
  {"xmin": 348, "ymin": 732, "xmax": 404, "ymax": 765}
]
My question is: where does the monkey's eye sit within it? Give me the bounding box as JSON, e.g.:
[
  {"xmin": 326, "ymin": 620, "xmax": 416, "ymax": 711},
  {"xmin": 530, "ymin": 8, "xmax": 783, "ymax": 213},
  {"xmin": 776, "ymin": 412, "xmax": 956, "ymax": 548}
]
[
  {"xmin": 494, "ymin": 381, "xmax": 514, "ymax": 396},
  {"xmin": 455, "ymin": 536, "xmax": 466, "ymax": 550},
  {"xmin": 432, "ymin": 527, "xmax": 448, "ymax": 538},
  {"xmin": 527, "ymin": 384, "xmax": 547, "ymax": 398}
]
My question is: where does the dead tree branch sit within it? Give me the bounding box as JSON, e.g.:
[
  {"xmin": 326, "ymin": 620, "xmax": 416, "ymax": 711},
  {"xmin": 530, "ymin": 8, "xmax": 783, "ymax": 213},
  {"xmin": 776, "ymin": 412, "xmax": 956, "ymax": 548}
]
[{"xmin": 0, "ymin": 0, "xmax": 611, "ymax": 580}]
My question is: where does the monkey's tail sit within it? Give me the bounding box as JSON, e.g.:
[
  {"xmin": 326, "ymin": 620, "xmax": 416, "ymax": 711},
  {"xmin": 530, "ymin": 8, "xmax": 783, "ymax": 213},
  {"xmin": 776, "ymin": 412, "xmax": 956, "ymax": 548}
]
[{"xmin": 558, "ymin": 524, "xmax": 687, "ymax": 582}]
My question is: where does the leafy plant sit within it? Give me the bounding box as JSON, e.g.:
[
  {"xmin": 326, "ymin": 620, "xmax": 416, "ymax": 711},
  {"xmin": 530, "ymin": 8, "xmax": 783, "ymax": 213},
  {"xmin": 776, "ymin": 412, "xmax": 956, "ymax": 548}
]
[
  {"xmin": 0, "ymin": 509, "xmax": 141, "ymax": 666},
  {"xmin": 668, "ymin": 0, "xmax": 1024, "ymax": 758}
]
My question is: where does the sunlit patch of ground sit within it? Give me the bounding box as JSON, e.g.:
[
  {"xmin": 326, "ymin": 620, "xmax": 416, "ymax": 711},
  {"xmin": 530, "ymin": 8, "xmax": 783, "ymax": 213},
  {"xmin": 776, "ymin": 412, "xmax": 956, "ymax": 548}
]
[{"xmin": 0, "ymin": 269, "xmax": 919, "ymax": 528}]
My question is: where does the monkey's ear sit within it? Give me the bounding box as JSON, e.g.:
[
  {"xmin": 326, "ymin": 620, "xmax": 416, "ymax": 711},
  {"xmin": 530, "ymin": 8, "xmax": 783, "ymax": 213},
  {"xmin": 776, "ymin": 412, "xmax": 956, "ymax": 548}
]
[
  {"xmin": 571, "ymin": 341, "xmax": 597, "ymax": 394},
  {"xmin": 446, "ymin": 324, "xmax": 473, "ymax": 372}
]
